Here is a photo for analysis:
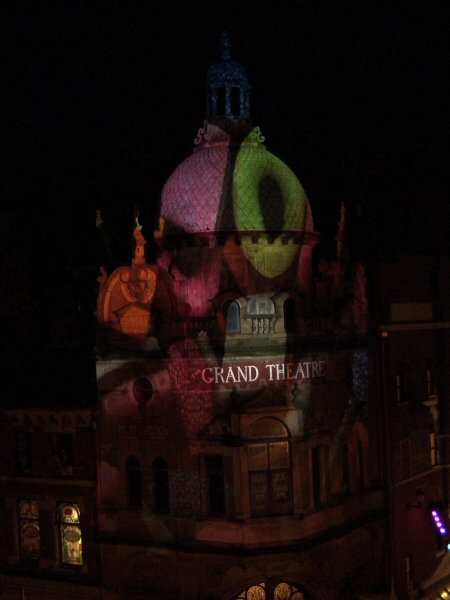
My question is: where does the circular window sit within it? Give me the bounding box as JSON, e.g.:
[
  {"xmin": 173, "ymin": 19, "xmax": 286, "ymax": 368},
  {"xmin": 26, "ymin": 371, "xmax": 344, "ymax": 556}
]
[{"xmin": 133, "ymin": 377, "xmax": 154, "ymax": 404}]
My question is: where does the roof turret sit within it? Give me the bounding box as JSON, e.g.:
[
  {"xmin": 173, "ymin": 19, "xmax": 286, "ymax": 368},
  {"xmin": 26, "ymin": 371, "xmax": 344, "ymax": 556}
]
[{"xmin": 206, "ymin": 32, "xmax": 251, "ymax": 120}]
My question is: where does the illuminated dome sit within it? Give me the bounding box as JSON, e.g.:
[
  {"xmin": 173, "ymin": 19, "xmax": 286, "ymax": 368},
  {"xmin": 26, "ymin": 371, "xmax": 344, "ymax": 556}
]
[
  {"xmin": 160, "ymin": 123, "xmax": 309, "ymax": 236},
  {"xmin": 158, "ymin": 33, "xmax": 311, "ymax": 238}
]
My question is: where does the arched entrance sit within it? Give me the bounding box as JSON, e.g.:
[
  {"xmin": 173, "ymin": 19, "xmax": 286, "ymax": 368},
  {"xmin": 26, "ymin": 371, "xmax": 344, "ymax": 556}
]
[{"xmin": 235, "ymin": 581, "xmax": 305, "ymax": 600}]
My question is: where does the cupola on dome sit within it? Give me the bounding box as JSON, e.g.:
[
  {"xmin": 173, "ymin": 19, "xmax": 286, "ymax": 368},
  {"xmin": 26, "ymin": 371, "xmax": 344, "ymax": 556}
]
[{"xmin": 206, "ymin": 32, "xmax": 251, "ymax": 120}]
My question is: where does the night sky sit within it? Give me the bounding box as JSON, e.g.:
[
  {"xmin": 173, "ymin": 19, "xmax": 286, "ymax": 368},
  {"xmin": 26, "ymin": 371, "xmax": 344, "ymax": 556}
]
[{"xmin": 1, "ymin": 2, "xmax": 449, "ymax": 404}]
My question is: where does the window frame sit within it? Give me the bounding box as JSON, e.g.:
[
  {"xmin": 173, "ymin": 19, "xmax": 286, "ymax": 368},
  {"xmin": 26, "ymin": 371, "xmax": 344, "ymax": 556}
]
[
  {"xmin": 18, "ymin": 500, "xmax": 41, "ymax": 561},
  {"xmin": 247, "ymin": 418, "xmax": 293, "ymax": 518},
  {"xmin": 58, "ymin": 503, "xmax": 83, "ymax": 566}
]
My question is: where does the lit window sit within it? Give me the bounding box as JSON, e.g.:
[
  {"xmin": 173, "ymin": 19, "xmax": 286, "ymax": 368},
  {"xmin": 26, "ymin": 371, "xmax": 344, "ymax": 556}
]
[
  {"xmin": 153, "ymin": 457, "xmax": 170, "ymax": 513},
  {"xmin": 225, "ymin": 301, "xmax": 240, "ymax": 333},
  {"xmin": 248, "ymin": 418, "xmax": 292, "ymax": 517},
  {"xmin": 19, "ymin": 500, "xmax": 40, "ymax": 560},
  {"xmin": 236, "ymin": 582, "xmax": 304, "ymax": 599},
  {"xmin": 126, "ymin": 456, "xmax": 142, "ymax": 508},
  {"xmin": 58, "ymin": 504, "xmax": 82, "ymax": 565}
]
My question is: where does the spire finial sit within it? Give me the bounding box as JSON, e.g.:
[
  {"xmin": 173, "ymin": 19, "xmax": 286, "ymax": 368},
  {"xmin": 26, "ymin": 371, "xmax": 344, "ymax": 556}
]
[
  {"xmin": 220, "ymin": 31, "xmax": 231, "ymax": 60},
  {"xmin": 133, "ymin": 204, "xmax": 142, "ymax": 231},
  {"xmin": 132, "ymin": 204, "xmax": 146, "ymax": 265}
]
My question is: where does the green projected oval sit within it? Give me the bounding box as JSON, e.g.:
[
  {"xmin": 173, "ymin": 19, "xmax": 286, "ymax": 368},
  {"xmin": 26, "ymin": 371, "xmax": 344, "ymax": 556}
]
[{"xmin": 233, "ymin": 145, "xmax": 307, "ymax": 232}]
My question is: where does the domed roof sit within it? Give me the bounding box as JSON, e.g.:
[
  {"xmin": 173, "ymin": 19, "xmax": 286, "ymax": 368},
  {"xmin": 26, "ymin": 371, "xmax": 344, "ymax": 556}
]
[
  {"xmin": 207, "ymin": 31, "xmax": 251, "ymax": 91},
  {"xmin": 159, "ymin": 123, "xmax": 309, "ymax": 236}
]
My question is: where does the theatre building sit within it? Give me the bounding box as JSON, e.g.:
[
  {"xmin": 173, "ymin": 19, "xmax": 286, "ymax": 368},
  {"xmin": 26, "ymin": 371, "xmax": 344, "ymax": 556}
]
[{"xmin": 95, "ymin": 34, "xmax": 386, "ymax": 600}]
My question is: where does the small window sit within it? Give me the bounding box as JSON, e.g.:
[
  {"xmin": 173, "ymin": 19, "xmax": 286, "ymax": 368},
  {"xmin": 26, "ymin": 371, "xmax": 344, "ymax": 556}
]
[
  {"xmin": 19, "ymin": 500, "xmax": 40, "ymax": 560},
  {"xmin": 14, "ymin": 432, "xmax": 32, "ymax": 476},
  {"xmin": 284, "ymin": 298, "xmax": 296, "ymax": 333},
  {"xmin": 206, "ymin": 456, "xmax": 226, "ymax": 515},
  {"xmin": 225, "ymin": 301, "xmax": 240, "ymax": 333},
  {"xmin": 133, "ymin": 377, "xmax": 154, "ymax": 404},
  {"xmin": 153, "ymin": 457, "xmax": 169, "ymax": 513},
  {"xmin": 58, "ymin": 504, "xmax": 82, "ymax": 565},
  {"xmin": 54, "ymin": 433, "xmax": 73, "ymax": 478},
  {"xmin": 126, "ymin": 456, "xmax": 142, "ymax": 508}
]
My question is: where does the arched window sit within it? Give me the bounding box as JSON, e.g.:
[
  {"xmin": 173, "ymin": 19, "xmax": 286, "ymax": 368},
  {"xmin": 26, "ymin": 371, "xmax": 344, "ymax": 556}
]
[
  {"xmin": 225, "ymin": 300, "xmax": 241, "ymax": 333},
  {"xmin": 236, "ymin": 582, "xmax": 304, "ymax": 599},
  {"xmin": 284, "ymin": 298, "xmax": 296, "ymax": 333},
  {"xmin": 247, "ymin": 418, "xmax": 292, "ymax": 517},
  {"xmin": 216, "ymin": 87, "xmax": 226, "ymax": 116},
  {"xmin": 126, "ymin": 456, "xmax": 142, "ymax": 508},
  {"xmin": 19, "ymin": 500, "xmax": 40, "ymax": 559},
  {"xmin": 230, "ymin": 87, "xmax": 241, "ymax": 116},
  {"xmin": 153, "ymin": 457, "xmax": 169, "ymax": 513},
  {"xmin": 342, "ymin": 444, "xmax": 350, "ymax": 493},
  {"xmin": 58, "ymin": 504, "xmax": 82, "ymax": 565}
]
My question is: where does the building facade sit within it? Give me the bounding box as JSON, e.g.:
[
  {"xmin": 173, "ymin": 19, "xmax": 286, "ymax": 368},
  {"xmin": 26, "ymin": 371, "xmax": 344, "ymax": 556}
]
[
  {"xmin": 0, "ymin": 407, "xmax": 100, "ymax": 599},
  {"xmin": 376, "ymin": 254, "xmax": 450, "ymax": 600},
  {"xmin": 95, "ymin": 33, "xmax": 386, "ymax": 600}
]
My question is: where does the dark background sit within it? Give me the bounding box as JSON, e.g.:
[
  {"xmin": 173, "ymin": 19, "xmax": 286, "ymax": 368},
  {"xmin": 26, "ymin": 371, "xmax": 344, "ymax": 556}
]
[{"xmin": 1, "ymin": 1, "xmax": 449, "ymax": 404}]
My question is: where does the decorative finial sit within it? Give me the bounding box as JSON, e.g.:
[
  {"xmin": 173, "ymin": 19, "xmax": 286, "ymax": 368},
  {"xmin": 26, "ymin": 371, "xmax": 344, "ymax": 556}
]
[
  {"xmin": 133, "ymin": 204, "xmax": 142, "ymax": 231},
  {"xmin": 220, "ymin": 31, "xmax": 231, "ymax": 60},
  {"xmin": 132, "ymin": 204, "xmax": 146, "ymax": 265}
]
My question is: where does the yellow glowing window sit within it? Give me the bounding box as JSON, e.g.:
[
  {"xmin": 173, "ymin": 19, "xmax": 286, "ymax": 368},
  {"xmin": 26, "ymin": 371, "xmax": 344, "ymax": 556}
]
[
  {"xmin": 19, "ymin": 500, "xmax": 40, "ymax": 559},
  {"xmin": 58, "ymin": 504, "xmax": 82, "ymax": 565},
  {"xmin": 235, "ymin": 582, "xmax": 304, "ymax": 599}
]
